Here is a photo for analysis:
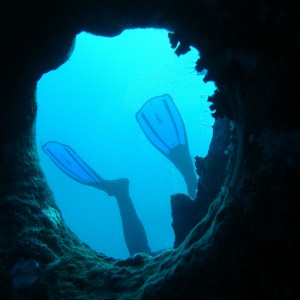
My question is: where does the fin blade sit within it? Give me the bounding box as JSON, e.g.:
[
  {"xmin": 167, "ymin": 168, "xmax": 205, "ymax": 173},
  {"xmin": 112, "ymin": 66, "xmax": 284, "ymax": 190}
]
[
  {"xmin": 136, "ymin": 94, "xmax": 187, "ymax": 156},
  {"xmin": 42, "ymin": 141, "xmax": 103, "ymax": 185}
]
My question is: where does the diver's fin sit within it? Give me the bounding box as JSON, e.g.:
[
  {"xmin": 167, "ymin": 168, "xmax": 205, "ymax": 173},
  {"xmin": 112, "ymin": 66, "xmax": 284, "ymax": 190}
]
[
  {"xmin": 136, "ymin": 94, "xmax": 197, "ymax": 197},
  {"xmin": 42, "ymin": 141, "xmax": 104, "ymax": 186},
  {"xmin": 136, "ymin": 94, "xmax": 187, "ymax": 156},
  {"xmin": 42, "ymin": 142, "xmax": 133, "ymax": 198}
]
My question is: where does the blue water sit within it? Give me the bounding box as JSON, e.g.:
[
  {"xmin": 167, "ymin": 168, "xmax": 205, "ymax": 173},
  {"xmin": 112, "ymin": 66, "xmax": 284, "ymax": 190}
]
[{"xmin": 36, "ymin": 29, "xmax": 216, "ymax": 259}]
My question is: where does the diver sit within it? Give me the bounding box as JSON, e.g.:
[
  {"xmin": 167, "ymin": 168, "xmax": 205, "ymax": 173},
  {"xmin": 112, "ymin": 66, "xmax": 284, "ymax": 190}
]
[
  {"xmin": 42, "ymin": 94, "xmax": 197, "ymax": 256},
  {"xmin": 136, "ymin": 94, "xmax": 197, "ymax": 197}
]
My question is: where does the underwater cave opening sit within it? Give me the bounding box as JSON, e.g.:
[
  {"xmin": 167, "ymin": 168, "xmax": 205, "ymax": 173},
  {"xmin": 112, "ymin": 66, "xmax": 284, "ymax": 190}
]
[{"xmin": 36, "ymin": 28, "xmax": 216, "ymax": 259}]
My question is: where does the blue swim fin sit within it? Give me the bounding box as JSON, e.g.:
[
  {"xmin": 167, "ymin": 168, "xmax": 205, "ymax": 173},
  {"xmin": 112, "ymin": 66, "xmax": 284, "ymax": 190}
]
[
  {"xmin": 136, "ymin": 94, "xmax": 187, "ymax": 156},
  {"xmin": 42, "ymin": 141, "xmax": 104, "ymax": 186},
  {"xmin": 42, "ymin": 142, "xmax": 134, "ymax": 198},
  {"xmin": 136, "ymin": 94, "xmax": 197, "ymax": 197}
]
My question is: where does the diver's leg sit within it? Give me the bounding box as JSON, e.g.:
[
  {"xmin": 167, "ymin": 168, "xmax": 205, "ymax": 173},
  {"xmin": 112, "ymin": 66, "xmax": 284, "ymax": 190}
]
[
  {"xmin": 168, "ymin": 145, "xmax": 198, "ymax": 198},
  {"xmin": 42, "ymin": 142, "xmax": 150, "ymax": 255},
  {"xmin": 94, "ymin": 179, "xmax": 151, "ymax": 256}
]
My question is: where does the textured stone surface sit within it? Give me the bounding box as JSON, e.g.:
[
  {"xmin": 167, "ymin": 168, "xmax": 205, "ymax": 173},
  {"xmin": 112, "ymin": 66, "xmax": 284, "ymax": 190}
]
[
  {"xmin": 0, "ymin": 0, "xmax": 299, "ymax": 299},
  {"xmin": 171, "ymin": 117, "xmax": 231, "ymax": 247}
]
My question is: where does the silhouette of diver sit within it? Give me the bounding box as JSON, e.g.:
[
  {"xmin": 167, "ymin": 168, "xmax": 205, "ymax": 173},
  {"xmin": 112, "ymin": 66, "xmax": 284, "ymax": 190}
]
[{"xmin": 42, "ymin": 94, "xmax": 197, "ymax": 256}]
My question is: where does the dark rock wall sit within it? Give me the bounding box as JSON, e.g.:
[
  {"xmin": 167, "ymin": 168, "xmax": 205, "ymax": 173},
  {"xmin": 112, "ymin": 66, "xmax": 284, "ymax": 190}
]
[
  {"xmin": 0, "ymin": 0, "xmax": 299, "ymax": 299},
  {"xmin": 171, "ymin": 117, "xmax": 231, "ymax": 247}
]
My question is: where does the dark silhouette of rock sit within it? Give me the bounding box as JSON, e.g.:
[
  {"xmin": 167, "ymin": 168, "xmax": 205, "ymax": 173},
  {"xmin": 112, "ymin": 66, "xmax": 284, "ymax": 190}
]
[{"xmin": 171, "ymin": 117, "xmax": 231, "ymax": 247}]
